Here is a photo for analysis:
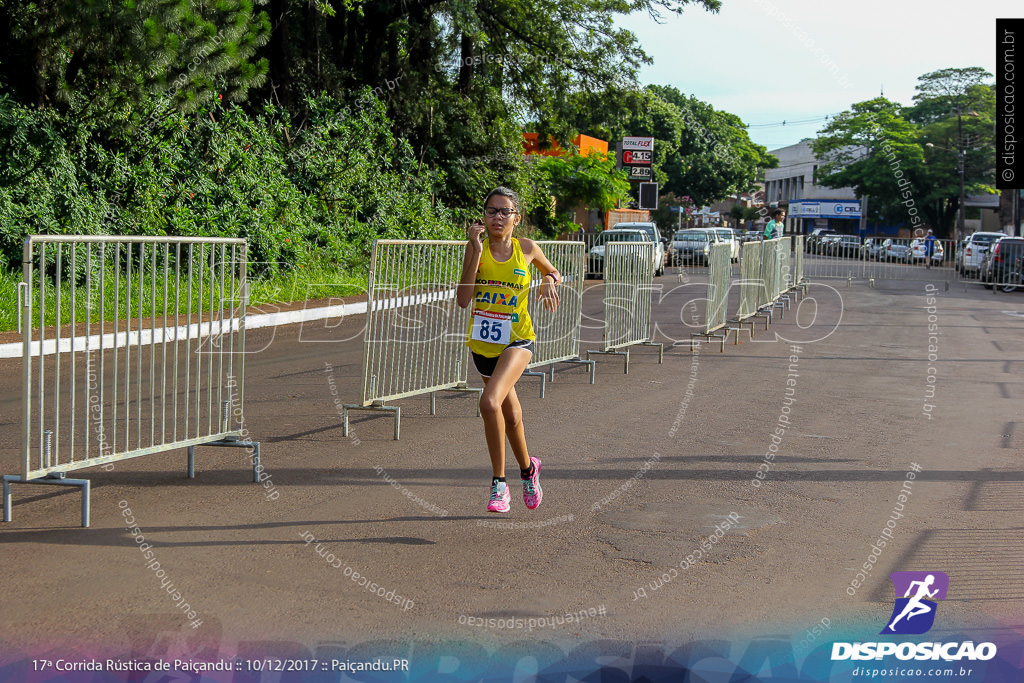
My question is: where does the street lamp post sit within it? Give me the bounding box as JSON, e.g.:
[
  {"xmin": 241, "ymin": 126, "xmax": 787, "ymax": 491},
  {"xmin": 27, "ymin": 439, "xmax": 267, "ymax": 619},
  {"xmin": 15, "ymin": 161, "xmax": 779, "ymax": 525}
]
[
  {"xmin": 926, "ymin": 108, "xmax": 979, "ymax": 240},
  {"xmin": 925, "ymin": 137, "xmax": 967, "ymax": 240}
]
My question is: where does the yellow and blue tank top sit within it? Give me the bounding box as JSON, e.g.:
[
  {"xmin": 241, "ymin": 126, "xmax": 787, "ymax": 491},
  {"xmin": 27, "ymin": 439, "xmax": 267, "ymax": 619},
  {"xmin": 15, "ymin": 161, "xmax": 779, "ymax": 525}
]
[{"xmin": 466, "ymin": 238, "xmax": 536, "ymax": 357}]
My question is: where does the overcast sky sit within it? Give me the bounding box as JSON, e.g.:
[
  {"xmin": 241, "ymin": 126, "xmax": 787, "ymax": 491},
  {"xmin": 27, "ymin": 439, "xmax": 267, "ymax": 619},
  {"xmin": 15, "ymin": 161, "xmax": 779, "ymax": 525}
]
[{"xmin": 617, "ymin": 0, "xmax": 1016, "ymax": 152}]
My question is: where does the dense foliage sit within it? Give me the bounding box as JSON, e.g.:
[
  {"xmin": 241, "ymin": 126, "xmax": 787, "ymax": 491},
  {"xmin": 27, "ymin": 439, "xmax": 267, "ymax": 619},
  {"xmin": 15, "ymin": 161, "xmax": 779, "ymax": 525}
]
[
  {"xmin": 0, "ymin": 0, "xmax": 787, "ymax": 276},
  {"xmin": 0, "ymin": 92, "xmax": 456, "ymax": 275}
]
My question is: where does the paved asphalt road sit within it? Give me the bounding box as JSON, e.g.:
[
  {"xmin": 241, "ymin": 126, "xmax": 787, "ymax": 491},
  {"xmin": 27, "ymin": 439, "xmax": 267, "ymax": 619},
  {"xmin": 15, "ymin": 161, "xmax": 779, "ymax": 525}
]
[{"xmin": 0, "ymin": 270, "xmax": 1022, "ymax": 672}]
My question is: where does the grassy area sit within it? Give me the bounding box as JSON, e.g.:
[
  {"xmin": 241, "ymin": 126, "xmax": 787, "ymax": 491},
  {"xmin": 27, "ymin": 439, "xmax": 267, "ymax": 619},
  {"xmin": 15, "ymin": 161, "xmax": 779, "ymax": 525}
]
[{"xmin": 0, "ymin": 260, "xmax": 369, "ymax": 335}]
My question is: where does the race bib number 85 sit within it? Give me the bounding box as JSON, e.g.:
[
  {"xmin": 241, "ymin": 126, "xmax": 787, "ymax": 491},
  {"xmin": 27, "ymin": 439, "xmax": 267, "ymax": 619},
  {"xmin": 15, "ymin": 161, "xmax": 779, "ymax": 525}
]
[{"xmin": 471, "ymin": 310, "xmax": 512, "ymax": 345}]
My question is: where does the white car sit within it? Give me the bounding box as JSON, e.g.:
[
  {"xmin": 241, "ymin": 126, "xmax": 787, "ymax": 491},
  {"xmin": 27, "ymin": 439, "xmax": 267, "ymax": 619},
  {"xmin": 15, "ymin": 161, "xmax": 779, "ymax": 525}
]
[
  {"xmin": 956, "ymin": 232, "xmax": 1007, "ymax": 274},
  {"xmin": 587, "ymin": 229, "xmax": 660, "ymax": 278},
  {"xmin": 909, "ymin": 238, "xmax": 944, "ymax": 264},
  {"xmin": 713, "ymin": 227, "xmax": 740, "ymax": 262},
  {"xmin": 609, "ymin": 222, "xmax": 666, "ymax": 276},
  {"xmin": 882, "ymin": 239, "xmax": 912, "ymax": 262}
]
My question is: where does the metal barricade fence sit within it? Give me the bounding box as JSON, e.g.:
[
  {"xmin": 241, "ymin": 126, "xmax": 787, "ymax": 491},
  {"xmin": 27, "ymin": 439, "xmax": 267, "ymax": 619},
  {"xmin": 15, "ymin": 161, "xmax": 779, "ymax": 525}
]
[
  {"xmin": 343, "ymin": 240, "xmax": 481, "ymax": 440},
  {"xmin": 793, "ymin": 235, "xmax": 806, "ymax": 286},
  {"xmin": 801, "ymin": 236, "xmax": 957, "ymax": 287},
  {"xmin": 778, "ymin": 237, "xmax": 793, "ymax": 297},
  {"xmin": 587, "ymin": 242, "xmax": 663, "ymax": 372},
  {"xmin": 704, "ymin": 243, "xmax": 731, "ymax": 334},
  {"xmin": 737, "ymin": 241, "xmax": 762, "ymax": 321},
  {"xmin": 5, "ymin": 236, "xmax": 260, "ymax": 527},
  {"xmin": 523, "ymin": 241, "xmax": 594, "ymax": 396},
  {"xmin": 689, "ymin": 243, "xmax": 737, "ymax": 351},
  {"xmin": 758, "ymin": 238, "xmax": 779, "ymax": 309}
]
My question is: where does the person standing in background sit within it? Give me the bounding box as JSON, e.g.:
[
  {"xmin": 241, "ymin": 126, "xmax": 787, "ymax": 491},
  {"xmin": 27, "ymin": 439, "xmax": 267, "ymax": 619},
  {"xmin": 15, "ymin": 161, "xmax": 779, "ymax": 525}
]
[{"xmin": 764, "ymin": 208, "xmax": 786, "ymax": 240}]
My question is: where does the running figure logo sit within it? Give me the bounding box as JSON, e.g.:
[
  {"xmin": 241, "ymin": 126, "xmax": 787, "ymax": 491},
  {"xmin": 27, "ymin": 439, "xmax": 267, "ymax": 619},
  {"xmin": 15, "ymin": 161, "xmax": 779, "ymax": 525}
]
[{"xmin": 881, "ymin": 571, "xmax": 949, "ymax": 635}]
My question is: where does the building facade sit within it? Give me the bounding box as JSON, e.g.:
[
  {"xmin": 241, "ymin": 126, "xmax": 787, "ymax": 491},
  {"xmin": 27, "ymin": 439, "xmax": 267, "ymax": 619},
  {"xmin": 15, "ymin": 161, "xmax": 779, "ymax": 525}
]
[{"xmin": 764, "ymin": 140, "xmax": 862, "ymax": 235}]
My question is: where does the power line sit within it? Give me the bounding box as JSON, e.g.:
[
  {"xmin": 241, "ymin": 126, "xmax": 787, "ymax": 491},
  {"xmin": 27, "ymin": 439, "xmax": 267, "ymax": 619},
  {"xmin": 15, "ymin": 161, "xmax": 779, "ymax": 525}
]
[{"xmin": 745, "ymin": 114, "xmax": 839, "ymax": 129}]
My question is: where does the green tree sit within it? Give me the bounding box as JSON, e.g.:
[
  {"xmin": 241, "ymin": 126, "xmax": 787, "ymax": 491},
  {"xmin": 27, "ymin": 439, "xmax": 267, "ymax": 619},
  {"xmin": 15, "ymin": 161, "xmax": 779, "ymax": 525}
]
[
  {"xmin": 0, "ymin": 0, "xmax": 270, "ymax": 132},
  {"xmin": 812, "ymin": 69, "xmax": 996, "ymax": 236},
  {"xmin": 650, "ymin": 85, "xmax": 775, "ymax": 205},
  {"xmin": 531, "ymin": 152, "xmax": 631, "ymax": 235},
  {"xmin": 812, "ymin": 97, "xmax": 929, "ymax": 231},
  {"xmin": 563, "ymin": 85, "xmax": 772, "ymax": 207},
  {"xmin": 907, "ymin": 68, "xmax": 996, "ymax": 234}
]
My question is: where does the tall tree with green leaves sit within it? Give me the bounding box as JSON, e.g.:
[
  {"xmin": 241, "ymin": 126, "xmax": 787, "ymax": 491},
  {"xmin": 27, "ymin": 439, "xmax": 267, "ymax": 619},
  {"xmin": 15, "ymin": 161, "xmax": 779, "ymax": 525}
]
[
  {"xmin": 531, "ymin": 152, "xmax": 631, "ymax": 235},
  {"xmin": 0, "ymin": 0, "xmax": 270, "ymax": 131},
  {"xmin": 649, "ymin": 84, "xmax": 774, "ymax": 205},
  {"xmin": 812, "ymin": 97, "xmax": 929, "ymax": 230},
  {"xmin": 906, "ymin": 68, "xmax": 995, "ymax": 233}
]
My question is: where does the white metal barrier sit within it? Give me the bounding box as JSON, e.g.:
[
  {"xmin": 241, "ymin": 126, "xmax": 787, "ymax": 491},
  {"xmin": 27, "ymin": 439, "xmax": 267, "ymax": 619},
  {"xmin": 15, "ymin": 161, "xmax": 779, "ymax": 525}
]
[
  {"xmin": 793, "ymin": 235, "xmax": 806, "ymax": 287},
  {"xmin": 779, "ymin": 237, "xmax": 793, "ymax": 295},
  {"xmin": 4, "ymin": 236, "xmax": 260, "ymax": 527},
  {"xmin": 758, "ymin": 238, "xmax": 779, "ymax": 310},
  {"xmin": 737, "ymin": 241, "xmax": 762, "ymax": 323},
  {"xmin": 587, "ymin": 242, "xmax": 663, "ymax": 372},
  {"xmin": 691, "ymin": 243, "xmax": 737, "ymax": 351},
  {"xmin": 801, "ymin": 236, "xmax": 956, "ymax": 288},
  {"xmin": 342, "ymin": 240, "xmax": 481, "ymax": 440},
  {"xmin": 523, "ymin": 241, "xmax": 595, "ymax": 396}
]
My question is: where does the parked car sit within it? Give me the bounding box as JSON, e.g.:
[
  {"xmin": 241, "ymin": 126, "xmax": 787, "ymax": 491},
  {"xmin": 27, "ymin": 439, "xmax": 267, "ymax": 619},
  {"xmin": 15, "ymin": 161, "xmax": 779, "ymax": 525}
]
[
  {"xmin": 980, "ymin": 236, "xmax": 1024, "ymax": 292},
  {"xmin": 818, "ymin": 234, "xmax": 842, "ymax": 254},
  {"xmin": 956, "ymin": 232, "xmax": 1007, "ymax": 274},
  {"xmin": 609, "ymin": 222, "xmax": 666, "ymax": 276},
  {"xmin": 909, "ymin": 238, "xmax": 944, "ymax": 264},
  {"xmin": 861, "ymin": 238, "xmax": 887, "ymax": 260},
  {"xmin": 669, "ymin": 229, "xmax": 718, "ymax": 266},
  {"xmin": 587, "ymin": 229, "xmax": 657, "ymax": 278},
  {"xmin": 806, "ymin": 228, "xmax": 839, "ymax": 253},
  {"xmin": 882, "ymin": 239, "xmax": 912, "ymax": 262},
  {"xmin": 741, "ymin": 230, "xmax": 763, "ymax": 243},
  {"xmin": 713, "ymin": 227, "xmax": 740, "ymax": 262},
  {"xmin": 827, "ymin": 235, "xmax": 862, "ymax": 258}
]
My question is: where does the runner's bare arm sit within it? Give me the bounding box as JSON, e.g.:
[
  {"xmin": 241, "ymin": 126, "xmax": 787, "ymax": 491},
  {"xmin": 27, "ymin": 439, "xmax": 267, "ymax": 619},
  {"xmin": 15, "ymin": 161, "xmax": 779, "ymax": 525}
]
[
  {"xmin": 458, "ymin": 224, "xmax": 485, "ymax": 308},
  {"xmin": 520, "ymin": 239, "xmax": 560, "ymax": 312}
]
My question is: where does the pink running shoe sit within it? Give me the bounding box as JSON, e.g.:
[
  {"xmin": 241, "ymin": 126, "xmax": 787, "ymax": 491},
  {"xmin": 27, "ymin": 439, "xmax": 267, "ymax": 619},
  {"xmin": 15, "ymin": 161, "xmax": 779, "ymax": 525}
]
[
  {"xmin": 521, "ymin": 457, "xmax": 543, "ymax": 509},
  {"xmin": 487, "ymin": 481, "xmax": 511, "ymax": 513}
]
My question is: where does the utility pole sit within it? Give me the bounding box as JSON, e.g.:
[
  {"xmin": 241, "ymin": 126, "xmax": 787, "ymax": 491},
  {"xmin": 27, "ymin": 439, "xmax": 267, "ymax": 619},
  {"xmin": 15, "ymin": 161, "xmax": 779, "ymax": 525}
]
[{"xmin": 956, "ymin": 106, "xmax": 970, "ymax": 240}]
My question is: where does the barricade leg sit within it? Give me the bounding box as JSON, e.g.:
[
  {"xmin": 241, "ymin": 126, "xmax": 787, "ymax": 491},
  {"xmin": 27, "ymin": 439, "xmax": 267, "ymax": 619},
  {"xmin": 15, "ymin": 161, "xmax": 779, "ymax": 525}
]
[
  {"xmin": 638, "ymin": 341, "xmax": 665, "ymax": 364},
  {"xmin": 431, "ymin": 386, "xmax": 485, "ymax": 412},
  {"xmin": 3, "ymin": 474, "xmax": 91, "ymax": 528},
  {"xmin": 587, "ymin": 349, "xmax": 630, "ymax": 373},
  {"xmin": 729, "ymin": 319, "xmax": 755, "ymax": 342},
  {"xmin": 551, "ymin": 359, "xmax": 597, "ymax": 385},
  {"xmin": 189, "ymin": 439, "xmax": 264, "ymax": 482},
  {"xmin": 690, "ymin": 332, "xmax": 726, "ymax": 353},
  {"xmin": 521, "ymin": 371, "xmax": 547, "ymax": 398},
  {"xmin": 343, "ymin": 403, "xmax": 402, "ymax": 440}
]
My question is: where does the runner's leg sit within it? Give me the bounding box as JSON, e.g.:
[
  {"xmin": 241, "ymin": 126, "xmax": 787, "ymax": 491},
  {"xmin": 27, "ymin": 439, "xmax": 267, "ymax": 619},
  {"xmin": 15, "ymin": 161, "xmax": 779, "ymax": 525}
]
[{"xmin": 480, "ymin": 347, "xmax": 532, "ymax": 476}]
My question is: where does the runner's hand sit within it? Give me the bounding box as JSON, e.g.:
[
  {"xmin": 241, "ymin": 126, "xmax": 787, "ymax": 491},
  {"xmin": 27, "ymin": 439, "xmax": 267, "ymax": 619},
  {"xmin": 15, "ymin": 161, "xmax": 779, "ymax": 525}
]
[
  {"xmin": 467, "ymin": 222, "xmax": 485, "ymax": 249},
  {"xmin": 541, "ymin": 278, "xmax": 559, "ymax": 312}
]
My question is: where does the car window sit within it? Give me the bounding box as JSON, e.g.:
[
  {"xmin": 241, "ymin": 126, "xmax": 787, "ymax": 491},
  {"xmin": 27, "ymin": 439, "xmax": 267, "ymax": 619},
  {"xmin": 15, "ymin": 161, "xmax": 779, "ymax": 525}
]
[{"xmin": 598, "ymin": 232, "xmax": 644, "ymax": 245}]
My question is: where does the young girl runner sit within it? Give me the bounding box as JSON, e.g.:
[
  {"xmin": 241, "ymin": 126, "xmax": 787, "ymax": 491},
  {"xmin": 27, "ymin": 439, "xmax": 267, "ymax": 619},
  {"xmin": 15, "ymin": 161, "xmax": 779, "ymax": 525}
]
[{"xmin": 457, "ymin": 187, "xmax": 561, "ymax": 513}]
